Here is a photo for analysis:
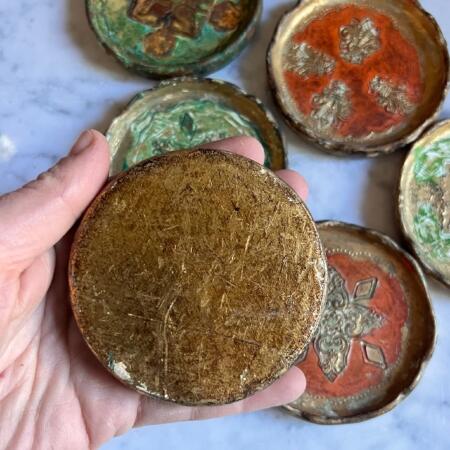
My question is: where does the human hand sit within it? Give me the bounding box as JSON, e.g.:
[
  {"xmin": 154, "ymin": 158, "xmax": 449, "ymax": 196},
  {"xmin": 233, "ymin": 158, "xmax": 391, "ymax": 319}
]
[{"xmin": 0, "ymin": 131, "xmax": 308, "ymax": 450}]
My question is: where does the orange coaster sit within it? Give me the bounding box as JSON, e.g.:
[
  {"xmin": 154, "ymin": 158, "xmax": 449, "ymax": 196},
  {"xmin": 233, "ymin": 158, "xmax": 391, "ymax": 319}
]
[
  {"xmin": 285, "ymin": 222, "xmax": 435, "ymax": 424},
  {"xmin": 268, "ymin": 0, "xmax": 449, "ymax": 155}
]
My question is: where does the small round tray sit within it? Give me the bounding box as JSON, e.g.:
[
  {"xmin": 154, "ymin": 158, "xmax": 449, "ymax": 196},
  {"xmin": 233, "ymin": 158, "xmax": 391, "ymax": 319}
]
[
  {"xmin": 399, "ymin": 119, "xmax": 450, "ymax": 288},
  {"xmin": 69, "ymin": 149, "xmax": 327, "ymax": 406},
  {"xmin": 267, "ymin": 0, "xmax": 449, "ymax": 156},
  {"xmin": 285, "ymin": 221, "xmax": 435, "ymax": 424},
  {"xmin": 86, "ymin": 0, "xmax": 261, "ymax": 78},
  {"xmin": 107, "ymin": 78, "xmax": 286, "ymax": 175}
]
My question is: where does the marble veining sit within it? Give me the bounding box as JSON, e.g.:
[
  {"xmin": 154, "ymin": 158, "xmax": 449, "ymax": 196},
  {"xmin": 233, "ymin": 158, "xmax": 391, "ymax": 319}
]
[{"xmin": 0, "ymin": 1, "xmax": 449, "ymax": 449}]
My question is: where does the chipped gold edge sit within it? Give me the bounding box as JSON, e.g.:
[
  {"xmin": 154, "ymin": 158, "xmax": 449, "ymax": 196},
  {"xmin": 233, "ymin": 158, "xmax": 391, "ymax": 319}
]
[
  {"xmin": 68, "ymin": 148, "xmax": 328, "ymax": 406},
  {"xmin": 266, "ymin": 0, "xmax": 450, "ymax": 157},
  {"xmin": 106, "ymin": 76, "xmax": 288, "ymax": 176},
  {"xmin": 85, "ymin": 0, "xmax": 262, "ymax": 79},
  {"xmin": 398, "ymin": 119, "xmax": 450, "ymax": 289},
  {"xmin": 282, "ymin": 220, "xmax": 437, "ymax": 425}
]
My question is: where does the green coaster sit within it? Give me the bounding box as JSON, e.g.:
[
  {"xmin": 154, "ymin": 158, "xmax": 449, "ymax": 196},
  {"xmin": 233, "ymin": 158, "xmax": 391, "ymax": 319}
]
[
  {"xmin": 87, "ymin": 0, "xmax": 261, "ymax": 78},
  {"xmin": 107, "ymin": 78, "xmax": 286, "ymax": 174},
  {"xmin": 399, "ymin": 119, "xmax": 450, "ymax": 287}
]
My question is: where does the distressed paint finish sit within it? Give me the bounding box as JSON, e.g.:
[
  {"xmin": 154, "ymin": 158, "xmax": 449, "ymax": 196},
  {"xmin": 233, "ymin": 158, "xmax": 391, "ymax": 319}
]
[
  {"xmin": 413, "ymin": 143, "xmax": 450, "ymax": 259},
  {"xmin": 298, "ymin": 254, "xmax": 408, "ymax": 398},
  {"xmin": 284, "ymin": 5, "xmax": 423, "ymax": 140},
  {"xmin": 399, "ymin": 120, "xmax": 450, "ymax": 287},
  {"xmin": 87, "ymin": 0, "xmax": 260, "ymax": 77},
  {"xmin": 118, "ymin": 99, "xmax": 265, "ymax": 170},
  {"xmin": 285, "ymin": 222, "xmax": 435, "ymax": 424},
  {"xmin": 106, "ymin": 79, "xmax": 287, "ymax": 175},
  {"xmin": 268, "ymin": 0, "xmax": 449, "ymax": 155}
]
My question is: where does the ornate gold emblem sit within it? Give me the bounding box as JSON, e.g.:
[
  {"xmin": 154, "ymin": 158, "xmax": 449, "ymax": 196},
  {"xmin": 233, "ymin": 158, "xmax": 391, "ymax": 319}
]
[
  {"xmin": 311, "ymin": 81, "xmax": 352, "ymax": 131},
  {"xmin": 129, "ymin": 0, "xmax": 242, "ymax": 57},
  {"xmin": 312, "ymin": 266, "xmax": 385, "ymax": 382},
  {"xmin": 416, "ymin": 182, "xmax": 449, "ymax": 234},
  {"xmin": 285, "ymin": 42, "xmax": 336, "ymax": 77},
  {"xmin": 340, "ymin": 18, "xmax": 380, "ymax": 64},
  {"xmin": 370, "ymin": 76, "xmax": 414, "ymax": 115}
]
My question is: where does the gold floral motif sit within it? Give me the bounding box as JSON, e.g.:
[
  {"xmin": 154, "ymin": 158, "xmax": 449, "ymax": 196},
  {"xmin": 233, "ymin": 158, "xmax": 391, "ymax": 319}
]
[
  {"xmin": 340, "ymin": 18, "xmax": 380, "ymax": 64},
  {"xmin": 209, "ymin": 1, "xmax": 242, "ymax": 31},
  {"xmin": 311, "ymin": 266, "xmax": 385, "ymax": 382},
  {"xmin": 285, "ymin": 42, "xmax": 336, "ymax": 77},
  {"xmin": 417, "ymin": 183, "xmax": 449, "ymax": 234},
  {"xmin": 129, "ymin": 0, "xmax": 242, "ymax": 57},
  {"xmin": 311, "ymin": 80, "xmax": 352, "ymax": 131},
  {"xmin": 370, "ymin": 76, "xmax": 415, "ymax": 115}
]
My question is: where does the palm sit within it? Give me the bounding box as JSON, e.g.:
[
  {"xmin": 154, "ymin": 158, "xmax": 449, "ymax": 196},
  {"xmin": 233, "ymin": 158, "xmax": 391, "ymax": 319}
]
[
  {"xmin": 0, "ymin": 132, "xmax": 306, "ymax": 450},
  {"xmin": 0, "ymin": 235, "xmax": 144, "ymax": 449}
]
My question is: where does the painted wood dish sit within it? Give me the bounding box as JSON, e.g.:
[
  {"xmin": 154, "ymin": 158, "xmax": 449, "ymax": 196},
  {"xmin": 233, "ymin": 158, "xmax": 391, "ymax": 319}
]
[
  {"xmin": 107, "ymin": 78, "xmax": 286, "ymax": 175},
  {"xmin": 86, "ymin": 0, "xmax": 261, "ymax": 78},
  {"xmin": 399, "ymin": 120, "xmax": 450, "ymax": 288},
  {"xmin": 285, "ymin": 221, "xmax": 435, "ymax": 424},
  {"xmin": 267, "ymin": 0, "xmax": 449, "ymax": 156},
  {"xmin": 69, "ymin": 149, "xmax": 327, "ymax": 406}
]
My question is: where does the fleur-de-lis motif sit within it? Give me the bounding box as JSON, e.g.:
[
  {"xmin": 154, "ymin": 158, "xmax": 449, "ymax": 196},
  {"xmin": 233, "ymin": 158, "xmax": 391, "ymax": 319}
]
[
  {"xmin": 340, "ymin": 18, "xmax": 380, "ymax": 64},
  {"xmin": 369, "ymin": 76, "xmax": 414, "ymax": 116},
  {"xmin": 129, "ymin": 0, "xmax": 242, "ymax": 57},
  {"xmin": 311, "ymin": 81, "xmax": 352, "ymax": 131},
  {"xmin": 288, "ymin": 15, "xmax": 418, "ymax": 138},
  {"xmin": 286, "ymin": 42, "xmax": 336, "ymax": 78},
  {"xmin": 312, "ymin": 266, "xmax": 384, "ymax": 382}
]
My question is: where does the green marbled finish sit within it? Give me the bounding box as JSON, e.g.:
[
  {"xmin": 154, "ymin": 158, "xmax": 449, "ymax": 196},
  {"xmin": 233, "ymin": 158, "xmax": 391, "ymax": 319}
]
[
  {"xmin": 413, "ymin": 138, "xmax": 450, "ymax": 261},
  {"xmin": 111, "ymin": 98, "xmax": 271, "ymax": 169},
  {"xmin": 107, "ymin": 79, "xmax": 286, "ymax": 174},
  {"xmin": 87, "ymin": 0, "xmax": 259, "ymax": 77}
]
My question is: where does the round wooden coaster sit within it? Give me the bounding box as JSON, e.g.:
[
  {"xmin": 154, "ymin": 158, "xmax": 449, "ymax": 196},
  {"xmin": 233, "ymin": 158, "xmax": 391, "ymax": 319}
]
[
  {"xmin": 399, "ymin": 119, "xmax": 450, "ymax": 288},
  {"xmin": 86, "ymin": 0, "xmax": 261, "ymax": 78},
  {"xmin": 107, "ymin": 78, "xmax": 286, "ymax": 175},
  {"xmin": 267, "ymin": 0, "xmax": 449, "ymax": 155},
  {"xmin": 285, "ymin": 221, "xmax": 435, "ymax": 423},
  {"xmin": 69, "ymin": 149, "xmax": 327, "ymax": 405}
]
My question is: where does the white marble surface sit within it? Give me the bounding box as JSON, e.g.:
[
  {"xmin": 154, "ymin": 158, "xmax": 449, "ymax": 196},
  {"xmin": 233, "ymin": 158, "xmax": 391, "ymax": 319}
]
[{"xmin": 1, "ymin": 0, "xmax": 449, "ymax": 449}]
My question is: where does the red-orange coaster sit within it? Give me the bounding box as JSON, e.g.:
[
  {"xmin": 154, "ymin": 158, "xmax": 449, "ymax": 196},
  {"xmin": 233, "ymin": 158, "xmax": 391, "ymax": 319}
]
[
  {"xmin": 285, "ymin": 222, "xmax": 435, "ymax": 424},
  {"xmin": 268, "ymin": 0, "xmax": 449, "ymax": 155}
]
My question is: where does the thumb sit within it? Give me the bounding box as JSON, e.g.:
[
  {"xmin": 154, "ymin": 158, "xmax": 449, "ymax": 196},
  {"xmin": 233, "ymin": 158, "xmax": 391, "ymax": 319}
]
[{"xmin": 0, "ymin": 130, "xmax": 110, "ymax": 267}]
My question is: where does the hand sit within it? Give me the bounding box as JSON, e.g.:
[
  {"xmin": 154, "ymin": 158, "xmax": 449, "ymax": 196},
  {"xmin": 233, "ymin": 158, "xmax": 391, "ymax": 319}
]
[{"xmin": 0, "ymin": 131, "xmax": 308, "ymax": 450}]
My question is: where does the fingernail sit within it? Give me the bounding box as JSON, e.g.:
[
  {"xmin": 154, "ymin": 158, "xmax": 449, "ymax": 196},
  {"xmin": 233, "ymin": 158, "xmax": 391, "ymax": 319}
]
[{"xmin": 71, "ymin": 130, "xmax": 94, "ymax": 155}]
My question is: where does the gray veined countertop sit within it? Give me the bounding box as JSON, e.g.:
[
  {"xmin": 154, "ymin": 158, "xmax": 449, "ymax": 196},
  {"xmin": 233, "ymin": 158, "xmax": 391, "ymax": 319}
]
[{"xmin": 0, "ymin": 1, "xmax": 449, "ymax": 449}]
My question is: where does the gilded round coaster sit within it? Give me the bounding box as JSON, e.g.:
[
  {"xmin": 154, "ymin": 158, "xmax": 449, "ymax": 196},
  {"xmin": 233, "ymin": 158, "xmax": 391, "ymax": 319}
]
[
  {"xmin": 267, "ymin": 0, "xmax": 449, "ymax": 155},
  {"xmin": 285, "ymin": 221, "xmax": 435, "ymax": 424},
  {"xmin": 69, "ymin": 149, "xmax": 327, "ymax": 406},
  {"xmin": 107, "ymin": 78, "xmax": 286, "ymax": 175},
  {"xmin": 399, "ymin": 120, "xmax": 450, "ymax": 288},
  {"xmin": 86, "ymin": 0, "xmax": 261, "ymax": 78}
]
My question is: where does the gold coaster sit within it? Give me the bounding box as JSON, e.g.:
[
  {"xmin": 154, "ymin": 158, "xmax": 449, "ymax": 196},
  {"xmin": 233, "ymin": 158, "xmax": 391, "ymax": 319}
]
[{"xmin": 69, "ymin": 149, "xmax": 327, "ymax": 405}]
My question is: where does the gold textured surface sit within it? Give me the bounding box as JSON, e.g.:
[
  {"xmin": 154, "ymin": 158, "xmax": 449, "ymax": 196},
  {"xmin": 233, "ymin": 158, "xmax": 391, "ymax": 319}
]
[
  {"xmin": 69, "ymin": 150, "xmax": 327, "ymax": 405},
  {"xmin": 267, "ymin": 0, "xmax": 449, "ymax": 155}
]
